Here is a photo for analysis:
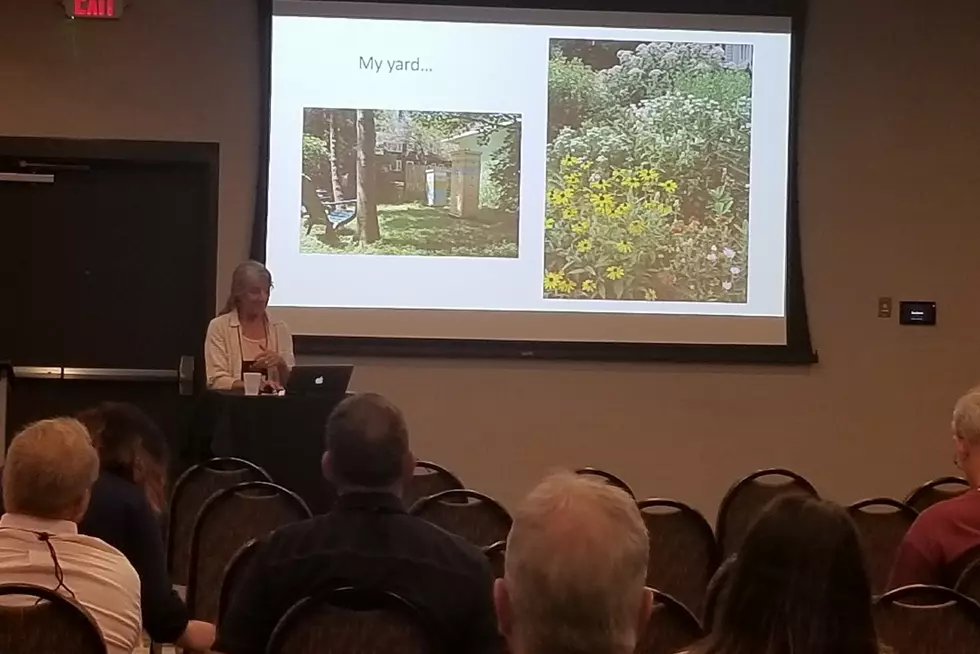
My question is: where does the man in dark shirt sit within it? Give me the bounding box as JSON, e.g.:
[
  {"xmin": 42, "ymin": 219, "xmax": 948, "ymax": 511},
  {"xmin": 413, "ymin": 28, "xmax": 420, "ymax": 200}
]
[
  {"xmin": 214, "ymin": 392, "xmax": 502, "ymax": 654},
  {"xmin": 889, "ymin": 389, "xmax": 980, "ymax": 588}
]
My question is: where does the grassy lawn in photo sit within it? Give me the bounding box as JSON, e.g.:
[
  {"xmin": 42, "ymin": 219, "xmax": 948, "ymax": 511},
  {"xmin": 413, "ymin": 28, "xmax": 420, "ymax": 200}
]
[{"xmin": 301, "ymin": 202, "xmax": 518, "ymax": 257}]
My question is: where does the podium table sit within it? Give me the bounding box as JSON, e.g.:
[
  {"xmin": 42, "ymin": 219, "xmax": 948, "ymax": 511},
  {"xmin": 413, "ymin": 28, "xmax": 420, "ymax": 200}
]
[{"xmin": 184, "ymin": 392, "xmax": 345, "ymax": 514}]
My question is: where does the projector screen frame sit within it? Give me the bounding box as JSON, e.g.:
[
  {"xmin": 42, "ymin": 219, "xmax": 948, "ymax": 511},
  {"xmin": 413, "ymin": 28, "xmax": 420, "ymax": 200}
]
[{"xmin": 252, "ymin": 0, "xmax": 816, "ymax": 365}]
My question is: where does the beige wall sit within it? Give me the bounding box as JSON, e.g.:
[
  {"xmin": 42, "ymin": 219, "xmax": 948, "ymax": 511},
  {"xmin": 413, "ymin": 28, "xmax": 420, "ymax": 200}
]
[{"xmin": 3, "ymin": 0, "xmax": 979, "ymax": 517}]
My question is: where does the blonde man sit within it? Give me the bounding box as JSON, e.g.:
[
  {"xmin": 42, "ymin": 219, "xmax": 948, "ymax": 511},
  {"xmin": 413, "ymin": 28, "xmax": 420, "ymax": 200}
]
[
  {"xmin": 0, "ymin": 418, "xmax": 141, "ymax": 654},
  {"xmin": 495, "ymin": 472, "xmax": 653, "ymax": 654},
  {"xmin": 890, "ymin": 389, "xmax": 980, "ymax": 587}
]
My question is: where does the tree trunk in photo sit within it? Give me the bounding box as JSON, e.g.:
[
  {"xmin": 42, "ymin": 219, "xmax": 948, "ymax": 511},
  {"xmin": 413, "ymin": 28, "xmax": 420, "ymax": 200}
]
[
  {"xmin": 327, "ymin": 111, "xmax": 345, "ymax": 202},
  {"xmin": 340, "ymin": 110, "xmax": 357, "ymax": 200},
  {"xmin": 356, "ymin": 109, "xmax": 380, "ymax": 243}
]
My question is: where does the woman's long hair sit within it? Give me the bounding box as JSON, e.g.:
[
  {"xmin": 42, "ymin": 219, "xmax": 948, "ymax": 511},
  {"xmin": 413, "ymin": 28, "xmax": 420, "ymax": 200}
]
[
  {"xmin": 219, "ymin": 260, "xmax": 273, "ymax": 315},
  {"xmin": 76, "ymin": 402, "xmax": 169, "ymax": 514},
  {"xmin": 691, "ymin": 494, "xmax": 882, "ymax": 654}
]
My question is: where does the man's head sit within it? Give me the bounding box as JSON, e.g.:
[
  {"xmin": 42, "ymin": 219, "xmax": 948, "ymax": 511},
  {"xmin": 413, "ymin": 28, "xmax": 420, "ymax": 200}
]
[
  {"xmin": 496, "ymin": 472, "xmax": 653, "ymax": 654},
  {"xmin": 322, "ymin": 393, "xmax": 414, "ymax": 493},
  {"xmin": 3, "ymin": 418, "xmax": 100, "ymax": 522},
  {"xmin": 952, "ymin": 389, "xmax": 980, "ymax": 484}
]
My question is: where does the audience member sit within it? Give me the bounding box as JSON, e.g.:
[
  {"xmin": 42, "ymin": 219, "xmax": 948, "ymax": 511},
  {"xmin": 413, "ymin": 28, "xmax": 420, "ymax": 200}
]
[
  {"xmin": 890, "ymin": 389, "xmax": 980, "ymax": 588},
  {"xmin": 77, "ymin": 402, "xmax": 215, "ymax": 651},
  {"xmin": 0, "ymin": 418, "xmax": 141, "ymax": 654},
  {"xmin": 214, "ymin": 392, "xmax": 502, "ymax": 654},
  {"xmin": 495, "ymin": 472, "xmax": 653, "ymax": 654},
  {"xmin": 688, "ymin": 494, "xmax": 883, "ymax": 654}
]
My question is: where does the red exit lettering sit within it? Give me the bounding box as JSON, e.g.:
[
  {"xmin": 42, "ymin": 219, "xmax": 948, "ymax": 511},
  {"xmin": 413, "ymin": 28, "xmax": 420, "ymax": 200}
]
[{"xmin": 72, "ymin": 0, "xmax": 118, "ymax": 18}]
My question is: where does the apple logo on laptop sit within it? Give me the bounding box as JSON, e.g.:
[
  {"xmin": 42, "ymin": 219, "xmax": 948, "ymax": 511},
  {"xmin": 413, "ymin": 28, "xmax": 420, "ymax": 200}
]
[{"xmin": 314, "ymin": 376, "xmax": 324, "ymax": 385}]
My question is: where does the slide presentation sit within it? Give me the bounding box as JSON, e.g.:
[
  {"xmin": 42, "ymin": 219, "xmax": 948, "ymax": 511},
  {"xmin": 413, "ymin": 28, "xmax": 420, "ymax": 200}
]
[{"xmin": 265, "ymin": 1, "xmax": 794, "ymax": 346}]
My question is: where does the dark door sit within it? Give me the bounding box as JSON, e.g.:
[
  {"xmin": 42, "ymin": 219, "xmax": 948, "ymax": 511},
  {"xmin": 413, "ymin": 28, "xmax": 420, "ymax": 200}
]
[{"xmin": 0, "ymin": 139, "xmax": 218, "ymax": 469}]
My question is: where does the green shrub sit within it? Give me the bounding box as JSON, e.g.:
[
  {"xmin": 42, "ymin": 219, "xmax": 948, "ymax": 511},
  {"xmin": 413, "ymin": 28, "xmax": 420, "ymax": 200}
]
[
  {"xmin": 547, "ymin": 53, "xmax": 610, "ymax": 139},
  {"xmin": 599, "ymin": 42, "xmax": 731, "ymax": 107},
  {"xmin": 676, "ymin": 69, "xmax": 752, "ymax": 109},
  {"xmin": 549, "ymin": 93, "xmax": 751, "ymax": 225},
  {"xmin": 302, "ymin": 134, "xmax": 330, "ymax": 188}
]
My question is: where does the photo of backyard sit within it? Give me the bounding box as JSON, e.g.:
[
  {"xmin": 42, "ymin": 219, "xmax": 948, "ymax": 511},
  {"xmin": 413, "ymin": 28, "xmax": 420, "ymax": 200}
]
[
  {"xmin": 301, "ymin": 108, "xmax": 521, "ymax": 257},
  {"xmin": 544, "ymin": 39, "xmax": 754, "ymax": 302}
]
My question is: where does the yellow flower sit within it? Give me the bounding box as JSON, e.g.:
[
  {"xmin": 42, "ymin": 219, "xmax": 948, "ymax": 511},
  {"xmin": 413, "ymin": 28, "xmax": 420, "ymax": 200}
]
[
  {"xmin": 561, "ymin": 155, "xmax": 581, "ymax": 169},
  {"xmin": 576, "ymin": 239, "xmax": 592, "ymax": 253},
  {"xmin": 661, "ymin": 179, "xmax": 679, "ymax": 193},
  {"xmin": 559, "ymin": 279, "xmax": 576, "ymax": 293},
  {"xmin": 571, "ymin": 220, "xmax": 590, "ymax": 235},
  {"xmin": 544, "ymin": 217, "xmax": 555, "ymax": 230},
  {"xmin": 620, "ymin": 176, "xmax": 641, "ymax": 190},
  {"xmin": 547, "ymin": 188, "xmax": 575, "ymax": 207},
  {"xmin": 644, "ymin": 288, "xmax": 658, "ymax": 301},
  {"xmin": 544, "ymin": 271, "xmax": 565, "ymax": 291},
  {"xmin": 590, "ymin": 193, "xmax": 615, "ymax": 216},
  {"xmin": 582, "ymin": 279, "xmax": 597, "ymax": 292},
  {"xmin": 580, "ymin": 160, "xmax": 593, "ymax": 170},
  {"xmin": 562, "ymin": 206, "xmax": 579, "ymax": 219},
  {"xmin": 589, "ymin": 179, "xmax": 610, "ymax": 192},
  {"xmin": 615, "ymin": 241, "xmax": 633, "ymax": 254},
  {"xmin": 564, "ymin": 172, "xmax": 581, "ymax": 187},
  {"xmin": 605, "ymin": 266, "xmax": 625, "ymax": 281},
  {"xmin": 628, "ymin": 220, "xmax": 646, "ymax": 236},
  {"xmin": 611, "ymin": 202, "xmax": 630, "ymax": 218}
]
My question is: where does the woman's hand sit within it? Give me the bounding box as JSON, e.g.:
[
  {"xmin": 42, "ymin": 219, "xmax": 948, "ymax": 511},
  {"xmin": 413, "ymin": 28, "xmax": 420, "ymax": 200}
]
[
  {"xmin": 262, "ymin": 378, "xmax": 284, "ymax": 394},
  {"xmin": 253, "ymin": 350, "xmax": 285, "ymax": 371}
]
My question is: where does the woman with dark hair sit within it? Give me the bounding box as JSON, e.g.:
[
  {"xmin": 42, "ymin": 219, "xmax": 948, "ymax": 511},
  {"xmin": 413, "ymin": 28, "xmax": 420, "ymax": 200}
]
[
  {"xmin": 77, "ymin": 402, "xmax": 215, "ymax": 652},
  {"xmin": 204, "ymin": 260, "xmax": 294, "ymax": 391},
  {"xmin": 689, "ymin": 494, "xmax": 886, "ymax": 654}
]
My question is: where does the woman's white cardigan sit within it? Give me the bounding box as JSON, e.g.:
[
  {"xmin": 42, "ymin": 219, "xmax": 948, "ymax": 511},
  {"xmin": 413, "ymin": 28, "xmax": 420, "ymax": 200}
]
[{"xmin": 204, "ymin": 310, "xmax": 295, "ymax": 390}]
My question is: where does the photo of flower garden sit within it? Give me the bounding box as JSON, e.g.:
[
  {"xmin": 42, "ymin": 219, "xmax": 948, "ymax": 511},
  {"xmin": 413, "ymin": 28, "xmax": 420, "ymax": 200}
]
[{"xmin": 544, "ymin": 39, "xmax": 753, "ymax": 302}]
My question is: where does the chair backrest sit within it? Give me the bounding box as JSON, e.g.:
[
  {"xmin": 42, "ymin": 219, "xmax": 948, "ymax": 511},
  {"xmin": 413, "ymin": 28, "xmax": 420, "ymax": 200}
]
[
  {"xmin": 875, "ymin": 585, "xmax": 980, "ymax": 654},
  {"xmin": 0, "ymin": 583, "xmax": 107, "ymax": 654},
  {"xmin": 167, "ymin": 457, "xmax": 272, "ymax": 585},
  {"xmin": 702, "ymin": 554, "xmax": 736, "ymax": 631},
  {"xmin": 267, "ymin": 588, "xmax": 436, "ymax": 654},
  {"xmin": 409, "ymin": 489, "xmax": 512, "ymax": 548},
  {"xmin": 956, "ymin": 554, "xmax": 980, "ymax": 606},
  {"xmin": 905, "ymin": 476, "xmax": 970, "ymax": 514},
  {"xmin": 483, "ymin": 541, "xmax": 506, "ymax": 579},
  {"xmin": 847, "ymin": 497, "xmax": 918, "ymax": 595},
  {"xmin": 574, "ymin": 468, "xmax": 636, "ymax": 498},
  {"xmin": 637, "ymin": 590, "xmax": 703, "ymax": 654},
  {"xmin": 187, "ymin": 481, "xmax": 312, "ymax": 624},
  {"xmin": 404, "ymin": 461, "xmax": 464, "ymax": 509},
  {"xmin": 218, "ymin": 538, "xmax": 261, "ymax": 626},
  {"xmin": 716, "ymin": 468, "xmax": 818, "ymax": 558},
  {"xmin": 638, "ymin": 498, "xmax": 719, "ymax": 617}
]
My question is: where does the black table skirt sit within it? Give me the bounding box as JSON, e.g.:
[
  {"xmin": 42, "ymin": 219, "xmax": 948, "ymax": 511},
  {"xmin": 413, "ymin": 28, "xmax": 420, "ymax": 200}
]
[{"xmin": 182, "ymin": 391, "xmax": 345, "ymax": 514}]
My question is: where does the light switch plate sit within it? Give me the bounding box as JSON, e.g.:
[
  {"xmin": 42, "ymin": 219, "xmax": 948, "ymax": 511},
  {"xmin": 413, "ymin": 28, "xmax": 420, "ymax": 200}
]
[{"xmin": 878, "ymin": 297, "xmax": 893, "ymax": 318}]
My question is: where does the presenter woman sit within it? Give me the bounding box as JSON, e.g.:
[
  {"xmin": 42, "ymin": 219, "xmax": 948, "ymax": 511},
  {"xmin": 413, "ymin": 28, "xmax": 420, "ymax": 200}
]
[{"xmin": 205, "ymin": 261, "xmax": 294, "ymax": 391}]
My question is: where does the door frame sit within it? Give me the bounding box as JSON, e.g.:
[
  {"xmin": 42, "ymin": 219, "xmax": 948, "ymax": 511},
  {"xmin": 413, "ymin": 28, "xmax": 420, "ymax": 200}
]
[{"xmin": 0, "ymin": 136, "xmax": 220, "ymax": 388}]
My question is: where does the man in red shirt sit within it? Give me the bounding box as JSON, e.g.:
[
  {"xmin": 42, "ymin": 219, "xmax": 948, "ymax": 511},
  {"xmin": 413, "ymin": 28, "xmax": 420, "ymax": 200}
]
[{"xmin": 889, "ymin": 390, "xmax": 980, "ymax": 588}]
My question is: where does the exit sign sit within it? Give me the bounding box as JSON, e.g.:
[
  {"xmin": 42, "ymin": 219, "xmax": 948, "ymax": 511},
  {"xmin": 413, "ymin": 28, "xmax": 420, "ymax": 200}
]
[{"xmin": 64, "ymin": 0, "xmax": 124, "ymax": 19}]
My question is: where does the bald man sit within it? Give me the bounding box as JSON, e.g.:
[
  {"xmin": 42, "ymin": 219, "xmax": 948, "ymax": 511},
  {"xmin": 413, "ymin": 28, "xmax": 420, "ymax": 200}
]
[
  {"xmin": 495, "ymin": 473, "xmax": 653, "ymax": 654},
  {"xmin": 0, "ymin": 418, "xmax": 141, "ymax": 654}
]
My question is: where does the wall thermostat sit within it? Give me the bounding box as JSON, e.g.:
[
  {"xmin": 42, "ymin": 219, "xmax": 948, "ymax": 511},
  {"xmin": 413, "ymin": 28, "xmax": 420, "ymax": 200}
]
[{"xmin": 899, "ymin": 301, "xmax": 937, "ymax": 326}]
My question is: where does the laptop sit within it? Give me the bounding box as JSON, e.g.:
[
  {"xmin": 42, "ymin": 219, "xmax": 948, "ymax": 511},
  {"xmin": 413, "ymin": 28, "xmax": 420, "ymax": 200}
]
[{"xmin": 285, "ymin": 364, "xmax": 354, "ymax": 397}]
